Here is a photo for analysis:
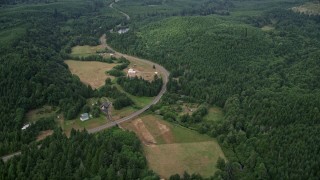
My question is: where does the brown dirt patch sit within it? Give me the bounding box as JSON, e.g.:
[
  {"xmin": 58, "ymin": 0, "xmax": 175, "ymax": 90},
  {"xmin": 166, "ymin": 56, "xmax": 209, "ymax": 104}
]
[
  {"xmin": 36, "ymin": 130, "xmax": 53, "ymax": 141},
  {"xmin": 156, "ymin": 121, "xmax": 174, "ymax": 144},
  {"xmin": 133, "ymin": 119, "xmax": 157, "ymax": 145},
  {"xmin": 65, "ymin": 60, "xmax": 118, "ymax": 89}
]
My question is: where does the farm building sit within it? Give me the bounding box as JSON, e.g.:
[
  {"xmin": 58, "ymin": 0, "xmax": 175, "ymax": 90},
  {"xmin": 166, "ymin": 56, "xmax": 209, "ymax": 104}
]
[
  {"xmin": 21, "ymin": 123, "xmax": 31, "ymax": 130},
  {"xmin": 127, "ymin": 68, "xmax": 136, "ymax": 78},
  {"xmin": 80, "ymin": 113, "xmax": 90, "ymax": 121},
  {"xmin": 100, "ymin": 102, "xmax": 111, "ymax": 113}
]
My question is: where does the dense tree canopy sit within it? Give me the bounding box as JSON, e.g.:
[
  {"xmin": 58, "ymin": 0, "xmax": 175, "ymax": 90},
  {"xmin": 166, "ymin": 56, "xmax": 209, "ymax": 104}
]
[
  {"xmin": 0, "ymin": 0, "xmax": 123, "ymax": 156},
  {"xmin": 108, "ymin": 7, "xmax": 320, "ymax": 179},
  {"xmin": 0, "ymin": 128, "xmax": 159, "ymax": 179}
]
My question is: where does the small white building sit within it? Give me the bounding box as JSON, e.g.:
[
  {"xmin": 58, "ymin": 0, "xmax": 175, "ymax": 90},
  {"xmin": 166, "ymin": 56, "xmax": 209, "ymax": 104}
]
[
  {"xmin": 127, "ymin": 68, "xmax": 136, "ymax": 77},
  {"xmin": 21, "ymin": 123, "xmax": 30, "ymax": 130},
  {"xmin": 80, "ymin": 113, "xmax": 90, "ymax": 121}
]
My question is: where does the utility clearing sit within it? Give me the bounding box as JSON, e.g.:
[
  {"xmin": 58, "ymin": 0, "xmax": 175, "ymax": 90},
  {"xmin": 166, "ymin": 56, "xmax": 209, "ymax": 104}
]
[{"xmin": 121, "ymin": 114, "xmax": 226, "ymax": 178}]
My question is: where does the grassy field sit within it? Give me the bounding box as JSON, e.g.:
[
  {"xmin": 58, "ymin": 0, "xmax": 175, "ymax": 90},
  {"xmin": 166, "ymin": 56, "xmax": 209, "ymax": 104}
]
[
  {"xmin": 114, "ymin": 83, "xmax": 153, "ymax": 108},
  {"xmin": 111, "ymin": 106, "xmax": 138, "ymax": 120},
  {"xmin": 203, "ymin": 107, "xmax": 224, "ymax": 123},
  {"xmin": 25, "ymin": 105, "xmax": 58, "ymax": 122},
  {"xmin": 121, "ymin": 114, "xmax": 226, "ymax": 178},
  {"xmin": 145, "ymin": 141, "xmax": 225, "ymax": 178},
  {"xmin": 62, "ymin": 114, "xmax": 110, "ymax": 136},
  {"xmin": 65, "ymin": 60, "xmax": 118, "ymax": 89},
  {"xmin": 71, "ymin": 45, "xmax": 106, "ymax": 57}
]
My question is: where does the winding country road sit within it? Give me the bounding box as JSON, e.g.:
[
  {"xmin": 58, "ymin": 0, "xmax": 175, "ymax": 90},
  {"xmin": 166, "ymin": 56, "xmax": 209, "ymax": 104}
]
[
  {"xmin": 109, "ymin": 1, "xmax": 130, "ymax": 20},
  {"xmin": 87, "ymin": 35, "xmax": 169, "ymax": 133},
  {"xmin": 1, "ymin": 1, "xmax": 169, "ymax": 162},
  {"xmin": 88, "ymin": 0, "xmax": 169, "ymax": 133}
]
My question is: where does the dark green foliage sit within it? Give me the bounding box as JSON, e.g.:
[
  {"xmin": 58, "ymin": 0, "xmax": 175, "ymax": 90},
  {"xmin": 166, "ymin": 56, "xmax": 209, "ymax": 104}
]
[
  {"xmin": 96, "ymin": 83, "xmax": 134, "ymax": 110},
  {"xmin": 106, "ymin": 57, "xmax": 130, "ymax": 76},
  {"xmin": 66, "ymin": 54, "xmax": 114, "ymax": 63},
  {"xmin": 117, "ymin": 75, "xmax": 163, "ymax": 97},
  {"xmin": 0, "ymin": 128, "xmax": 159, "ymax": 179},
  {"xmin": 107, "ymin": 69, "xmax": 126, "ymax": 77},
  {"xmin": 91, "ymin": 106, "xmax": 100, "ymax": 118},
  {"xmin": 108, "ymin": 6, "xmax": 320, "ymax": 179},
  {"xmin": 0, "ymin": 0, "xmax": 122, "ymax": 156},
  {"xmin": 113, "ymin": 96, "xmax": 134, "ymax": 110}
]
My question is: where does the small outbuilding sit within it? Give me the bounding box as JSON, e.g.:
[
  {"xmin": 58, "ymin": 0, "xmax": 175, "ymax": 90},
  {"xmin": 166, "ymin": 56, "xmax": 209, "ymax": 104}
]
[
  {"xmin": 100, "ymin": 102, "xmax": 111, "ymax": 113},
  {"xmin": 80, "ymin": 113, "xmax": 90, "ymax": 121}
]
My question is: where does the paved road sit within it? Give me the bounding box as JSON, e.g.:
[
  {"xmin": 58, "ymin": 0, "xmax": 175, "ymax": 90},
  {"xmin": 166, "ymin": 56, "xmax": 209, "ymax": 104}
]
[
  {"xmin": 88, "ymin": 35, "xmax": 169, "ymax": 133},
  {"xmin": 2, "ymin": 1, "xmax": 169, "ymax": 162}
]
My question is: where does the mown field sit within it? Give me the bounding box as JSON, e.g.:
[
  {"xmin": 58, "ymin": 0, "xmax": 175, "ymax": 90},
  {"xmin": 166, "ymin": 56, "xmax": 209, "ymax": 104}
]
[
  {"xmin": 121, "ymin": 114, "xmax": 226, "ymax": 178},
  {"xmin": 65, "ymin": 60, "xmax": 118, "ymax": 89}
]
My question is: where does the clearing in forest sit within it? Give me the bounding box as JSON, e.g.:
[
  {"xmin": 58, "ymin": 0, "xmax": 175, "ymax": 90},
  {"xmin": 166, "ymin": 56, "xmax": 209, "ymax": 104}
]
[
  {"xmin": 292, "ymin": 2, "xmax": 320, "ymax": 15},
  {"xmin": 203, "ymin": 107, "xmax": 224, "ymax": 123},
  {"xmin": 26, "ymin": 105, "xmax": 58, "ymax": 122},
  {"xmin": 121, "ymin": 114, "xmax": 226, "ymax": 178},
  {"xmin": 261, "ymin": 25, "xmax": 274, "ymax": 31},
  {"xmin": 65, "ymin": 60, "xmax": 118, "ymax": 89},
  {"xmin": 71, "ymin": 45, "xmax": 106, "ymax": 57},
  {"xmin": 36, "ymin": 130, "xmax": 54, "ymax": 141}
]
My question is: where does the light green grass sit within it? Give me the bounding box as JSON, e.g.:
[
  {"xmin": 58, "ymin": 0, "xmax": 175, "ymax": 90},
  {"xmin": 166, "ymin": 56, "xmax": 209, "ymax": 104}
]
[
  {"xmin": 112, "ymin": 106, "xmax": 137, "ymax": 120},
  {"xmin": 26, "ymin": 105, "xmax": 58, "ymax": 122},
  {"xmin": 166, "ymin": 120, "xmax": 213, "ymax": 144},
  {"xmin": 203, "ymin": 107, "xmax": 224, "ymax": 123},
  {"xmin": 70, "ymin": 45, "xmax": 104, "ymax": 57},
  {"xmin": 145, "ymin": 141, "xmax": 225, "ymax": 178},
  {"xmin": 63, "ymin": 114, "xmax": 109, "ymax": 132},
  {"xmin": 114, "ymin": 83, "xmax": 153, "ymax": 108},
  {"xmin": 131, "ymin": 114, "xmax": 226, "ymax": 178}
]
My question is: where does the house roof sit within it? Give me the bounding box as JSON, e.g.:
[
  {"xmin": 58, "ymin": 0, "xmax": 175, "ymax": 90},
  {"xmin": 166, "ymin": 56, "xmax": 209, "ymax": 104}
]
[
  {"xmin": 101, "ymin": 102, "xmax": 110, "ymax": 107},
  {"xmin": 80, "ymin": 113, "xmax": 89, "ymax": 121}
]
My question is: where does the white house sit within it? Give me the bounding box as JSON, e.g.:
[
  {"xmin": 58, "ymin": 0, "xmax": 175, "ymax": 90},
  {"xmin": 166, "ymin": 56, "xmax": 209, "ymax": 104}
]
[{"xmin": 80, "ymin": 113, "xmax": 90, "ymax": 121}]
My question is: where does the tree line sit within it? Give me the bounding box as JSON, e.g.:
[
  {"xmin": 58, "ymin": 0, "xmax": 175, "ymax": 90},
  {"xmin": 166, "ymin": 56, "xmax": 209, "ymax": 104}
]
[
  {"xmin": 108, "ymin": 8, "xmax": 320, "ymax": 179},
  {"xmin": 117, "ymin": 75, "xmax": 163, "ymax": 97}
]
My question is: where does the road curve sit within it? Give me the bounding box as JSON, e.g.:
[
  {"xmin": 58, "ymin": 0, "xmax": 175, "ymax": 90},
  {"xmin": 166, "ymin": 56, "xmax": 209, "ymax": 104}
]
[
  {"xmin": 1, "ymin": 37, "xmax": 169, "ymax": 162},
  {"xmin": 109, "ymin": 2, "xmax": 130, "ymax": 21},
  {"xmin": 1, "ymin": 1, "xmax": 168, "ymax": 162},
  {"xmin": 88, "ymin": 1, "xmax": 169, "ymax": 133},
  {"xmin": 88, "ymin": 35, "xmax": 169, "ymax": 133}
]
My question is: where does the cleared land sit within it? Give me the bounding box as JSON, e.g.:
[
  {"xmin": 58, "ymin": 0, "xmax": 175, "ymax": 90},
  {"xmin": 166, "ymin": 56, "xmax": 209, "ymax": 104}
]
[
  {"xmin": 71, "ymin": 45, "xmax": 106, "ymax": 57},
  {"xmin": 65, "ymin": 60, "xmax": 118, "ymax": 89},
  {"xmin": 36, "ymin": 130, "xmax": 53, "ymax": 141},
  {"xmin": 26, "ymin": 105, "xmax": 57, "ymax": 122},
  {"xmin": 261, "ymin": 25, "xmax": 274, "ymax": 31},
  {"xmin": 121, "ymin": 114, "xmax": 226, "ymax": 178},
  {"xmin": 203, "ymin": 107, "xmax": 224, "ymax": 123},
  {"xmin": 101, "ymin": 35, "xmax": 160, "ymax": 81},
  {"xmin": 62, "ymin": 114, "xmax": 110, "ymax": 137},
  {"xmin": 292, "ymin": 2, "xmax": 320, "ymax": 15}
]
